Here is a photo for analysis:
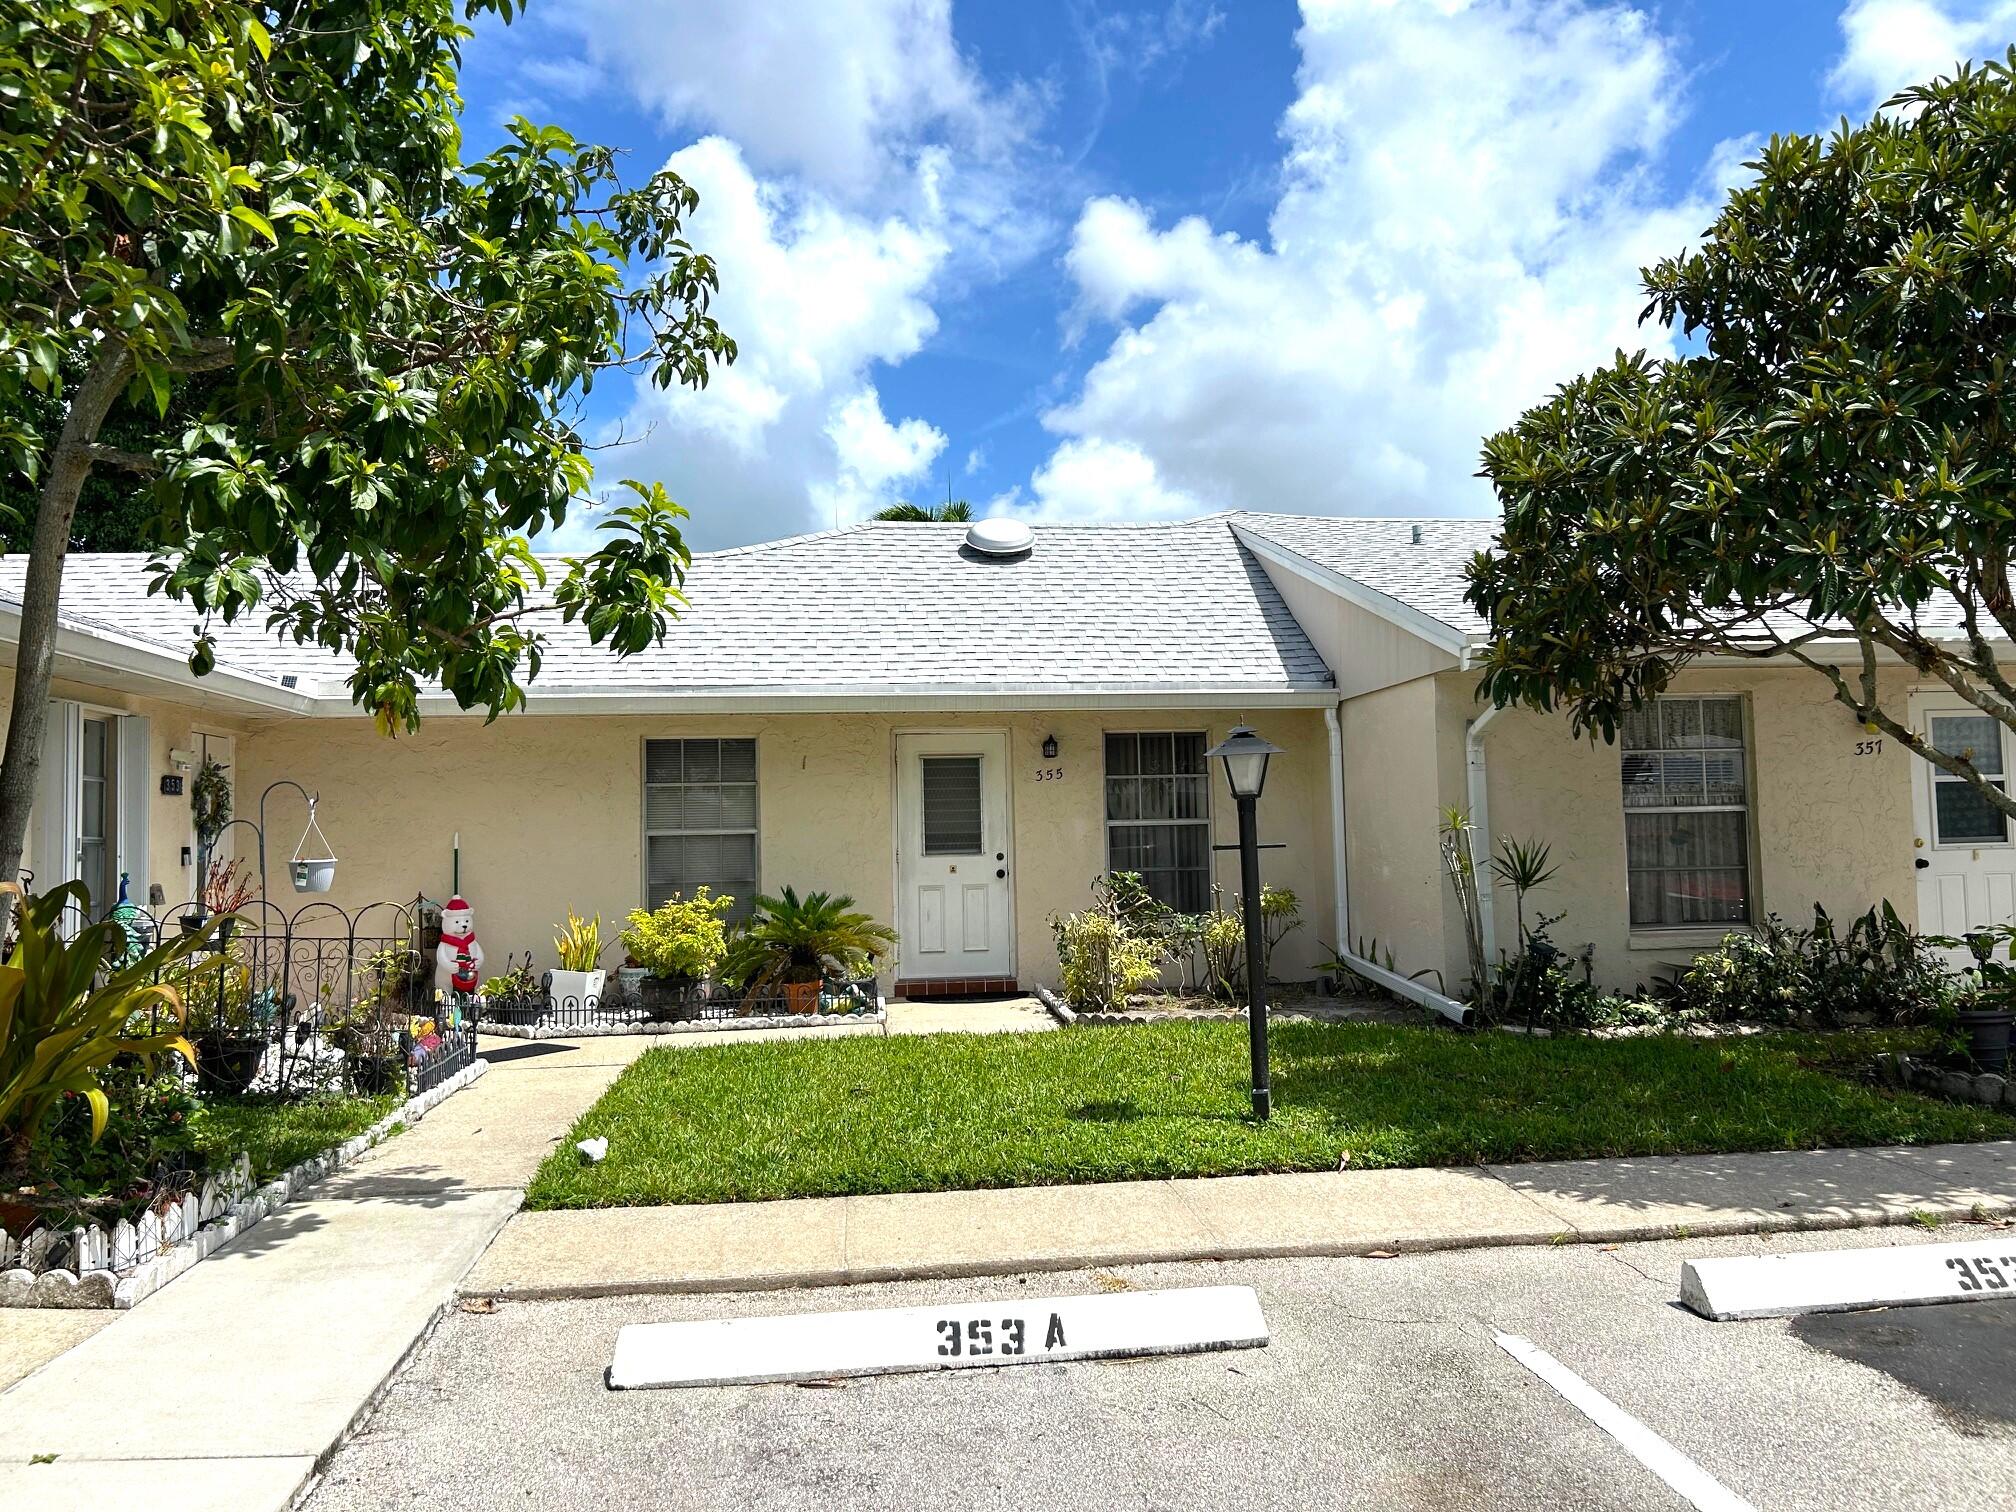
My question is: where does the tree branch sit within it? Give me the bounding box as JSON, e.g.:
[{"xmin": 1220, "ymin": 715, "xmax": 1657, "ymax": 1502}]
[{"xmin": 84, "ymin": 443, "xmax": 160, "ymax": 475}]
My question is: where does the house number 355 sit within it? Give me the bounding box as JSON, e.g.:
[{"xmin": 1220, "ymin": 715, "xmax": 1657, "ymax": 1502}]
[{"xmin": 1033, "ymin": 767, "xmax": 1065, "ymax": 781}]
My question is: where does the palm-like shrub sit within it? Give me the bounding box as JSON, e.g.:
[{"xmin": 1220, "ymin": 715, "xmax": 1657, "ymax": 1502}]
[
  {"xmin": 722, "ymin": 888, "xmax": 897, "ymax": 989},
  {"xmin": 2, "ymin": 882, "xmax": 222, "ymax": 1181}
]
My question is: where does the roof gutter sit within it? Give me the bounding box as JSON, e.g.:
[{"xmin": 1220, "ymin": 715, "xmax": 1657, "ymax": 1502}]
[
  {"xmin": 0, "ymin": 601, "xmax": 310, "ymax": 717},
  {"xmin": 307, "ymin": 683, "xmax": 1343, "ymax": 717}
]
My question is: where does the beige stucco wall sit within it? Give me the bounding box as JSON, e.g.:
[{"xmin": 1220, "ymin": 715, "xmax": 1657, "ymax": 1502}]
[
  {"xmin": 1337, "ymin": 662, "xmax": 1921, "ymax": 997},
  {"xmin": 232, "ymin": 706, "xmax": 1339, "ymax": 988},
  {"xmin": 1255, "ymin": 561, "xmax": 1458, "ymax": 698},
  {"xmin": 1336, "ymin": 675, "xmax": 1451, "ymax": 986},
  {"xmin": 0, "ymin": 664, "xmax": 257, "ymax": 911}
]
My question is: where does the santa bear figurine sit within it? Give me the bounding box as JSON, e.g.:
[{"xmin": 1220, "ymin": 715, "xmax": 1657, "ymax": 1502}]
[{"xmin": 435, "ymin": 895, "xmax": 484, "ymax": 999}]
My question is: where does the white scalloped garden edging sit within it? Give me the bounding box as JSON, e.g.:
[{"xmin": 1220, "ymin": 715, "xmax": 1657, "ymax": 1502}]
[
  {"xmin": 0, "ymin": 1058, "xmax": 489, "ymax": 1312},
  {"xmin": 479, "ymin": 1005, "xmax": 886, "ymax": 1038}
]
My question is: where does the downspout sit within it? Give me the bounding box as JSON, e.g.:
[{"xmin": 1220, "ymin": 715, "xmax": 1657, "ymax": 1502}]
[
  {"xmin": 1325, "ymin": 704, "xmax": 1349, "ymax": 954},
  {"xmin": 1327, "ymin": 698, "xmax": 1469, "ymax": 1025},
  {"xmin": 1467, "ymin": 703, "xmax": 1503, "ymax": 982}
]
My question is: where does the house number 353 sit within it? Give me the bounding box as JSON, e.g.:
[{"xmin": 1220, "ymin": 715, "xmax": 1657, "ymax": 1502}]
[{"xmin": 1033, "ymin": 767, "xmax": 1065, "ymax": 781}]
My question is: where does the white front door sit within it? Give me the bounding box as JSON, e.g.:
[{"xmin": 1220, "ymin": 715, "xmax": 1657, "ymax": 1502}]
[
  {"xmin": 895, "ymin": 731, "xmax": 1014, "ymax": 982},
  {"xmin": 1910, "ymin": 691, "xmax": 2016, "ymax": 964}
]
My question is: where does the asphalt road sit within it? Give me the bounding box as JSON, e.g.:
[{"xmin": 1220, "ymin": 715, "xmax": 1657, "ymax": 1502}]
[{"xmin": 304, "ymin": 1223, "xmax": 2016, "ymax": 1511}]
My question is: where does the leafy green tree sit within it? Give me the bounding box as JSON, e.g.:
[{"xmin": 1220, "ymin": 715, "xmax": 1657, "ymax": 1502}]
[
  {"xmin": 873, "ymin": 500, "xmax": 972, "ymax": 522},
  {"xmin": 1470, "ymin": 55, "xmax": 2016, "ymax": 819},
  {"xmin": 0, "ymin": 0, "xmax": 735, "ymax": 905}
]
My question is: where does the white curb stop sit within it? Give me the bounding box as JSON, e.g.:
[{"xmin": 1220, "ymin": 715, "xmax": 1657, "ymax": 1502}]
[
  {"xmin": 1681, "ymin": 1237, "xmax": 2016, "ymax": 1320},
  {"xmin": 607, "ymin": 1284, "xmax": 1269, "ymax": 1389}
]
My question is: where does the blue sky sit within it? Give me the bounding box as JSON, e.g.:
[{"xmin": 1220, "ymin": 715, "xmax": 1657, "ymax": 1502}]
[{"xmin": 454, "ymin": 0, "xmax": 2016, "ymax": 550}]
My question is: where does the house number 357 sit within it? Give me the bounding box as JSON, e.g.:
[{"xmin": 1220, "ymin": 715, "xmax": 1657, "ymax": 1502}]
[{"xmin": 1033, "ymin": 767, "xmax": 1065, "ymax": 781}]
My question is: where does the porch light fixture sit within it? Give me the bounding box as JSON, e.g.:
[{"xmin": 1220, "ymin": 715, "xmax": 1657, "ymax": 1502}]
[
  {"xmin": 1207, "ymin": 724, "xmax": 1281, "ymax": 802},
  {"xmin": 1206, "ymin": 724, "xmax": 1285, "ymax": 1120},
  {"xmin": 1042, "ymin": 734, "xmax": 1058, "ymax": 760}
]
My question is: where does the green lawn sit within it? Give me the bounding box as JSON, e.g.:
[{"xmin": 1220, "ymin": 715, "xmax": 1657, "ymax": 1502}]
[
  {"xmin": 189, "ymin": 1093, "xmax": 400, "ymax": 1181},
  {"xmin": 524, "ymin": 1022, "xmax": 2015, "ymax": 1209}
]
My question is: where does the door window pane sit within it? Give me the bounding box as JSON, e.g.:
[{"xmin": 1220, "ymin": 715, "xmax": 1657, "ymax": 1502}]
[
  {"xmin": 1935, "ymin": 778, "xmax": 2009, "ymax": 845},
  {"xmin": 921, "ymin": 756, "xmax": 984, "ymax": 855},
  {"xmin": 1930, "ymin": 715, "xmax": 2011, "ymax": 845}
]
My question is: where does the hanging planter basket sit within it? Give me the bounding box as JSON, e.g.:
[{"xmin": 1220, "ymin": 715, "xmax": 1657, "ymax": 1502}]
[{"xmin": 290, "ymin": 796, "xmax": 338, "ymax": 894}]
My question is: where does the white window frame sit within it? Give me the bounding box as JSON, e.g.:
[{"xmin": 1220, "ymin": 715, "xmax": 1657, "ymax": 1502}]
[
  {"xmin": 1621, "ymin": 693, "xmax": 1757, "ymax": 936},
  {"xmin": 641, "ymin": 737, "xmax": 761, "ymax": 919},
  {"xmin": 1103, "ymin": 730, "xmax": 1213, "ymax": 914}
]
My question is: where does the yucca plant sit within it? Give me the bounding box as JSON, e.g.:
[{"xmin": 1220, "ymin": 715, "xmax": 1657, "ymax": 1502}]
[
  {"xmin": 1, "ymin": 881, "xmax": 225, "ymax": 1184},
  {"xmin": 721, "ymin": 887, "xmax": 897, "ymax": 989},
  {"xmin": 552, "ymin": 910, "xmax": 606, "ymax": 973}
]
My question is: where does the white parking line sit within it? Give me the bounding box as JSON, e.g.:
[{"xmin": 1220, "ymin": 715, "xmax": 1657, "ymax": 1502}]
[{"xmin": 1494, "ymin": 1332, "xmax": 1755, "ymax": 1512}]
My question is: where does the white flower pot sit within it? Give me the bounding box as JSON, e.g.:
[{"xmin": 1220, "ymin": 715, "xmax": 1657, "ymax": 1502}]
[
  {"xmin": 547, "ymin": 968, "xmax": 605, "ymax": 1012},
  {"xmin": 292, "ymin": 858, "xmax": 337, "ymax": 893}
]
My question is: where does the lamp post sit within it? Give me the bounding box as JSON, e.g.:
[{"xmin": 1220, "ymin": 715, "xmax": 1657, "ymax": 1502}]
[{"xmin": 1206, "ymin": 724, "xmax": 1283, "ymax": 1120}]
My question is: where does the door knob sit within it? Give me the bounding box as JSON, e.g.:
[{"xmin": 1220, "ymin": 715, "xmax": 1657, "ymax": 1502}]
[
  {"xmin": 996, "ymin": 868, "xmax": 1007, "ymax": 879},
  {"xmin": 1915, "ymin": 857, "xmax": 1930, "ymax": 869}
]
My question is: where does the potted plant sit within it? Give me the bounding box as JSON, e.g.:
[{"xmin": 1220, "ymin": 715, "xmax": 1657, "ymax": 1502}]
[
  {"xmin": 327, "ymin": 947, "xmax": 417, "ymax": 1095},
  {"xmin": 184, "ymin": 953, "xmax": 269, "ymax": 1096},
  {"xmin": 547, "ymin": 910, "xmax": 607, "ymax": 1011},
  {"xmin": 1960, "ymin": 930, "xmax": 2015, "ymax": 1074},
  {"xmin": 619, "ymin": 889, "xmax": 735, "ymax": 1020},
  {"xmin": 199, "ymin": 858, "xmax": 257, "ymax": 944},
  {"xmin": 476, "ymin": 953, "xmax": 542, "ymax": 1024},
  {"xmin": 720, "ymin": 887, "xmax": 896, "ymax": 1014}
]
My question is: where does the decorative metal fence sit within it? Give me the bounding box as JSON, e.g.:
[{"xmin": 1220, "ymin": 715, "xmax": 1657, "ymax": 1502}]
[
  {"xmin": 471, "ymin": 971, "xmax": 881, "ymax": 1032},
  {"xmin": 123, "ymin": 895, "xmax": 476, "ymax": 1101}
]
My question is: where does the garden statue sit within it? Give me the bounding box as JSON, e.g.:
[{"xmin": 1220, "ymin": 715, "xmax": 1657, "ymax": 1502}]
[{"xmin": 435, "ymin": 894, "xmax": 485, "ymax": 998}]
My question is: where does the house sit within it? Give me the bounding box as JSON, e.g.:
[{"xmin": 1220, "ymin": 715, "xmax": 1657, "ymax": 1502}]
[{"xmin": 0, "ymin": 512, "xmax": 1984, "ymax": 1009}]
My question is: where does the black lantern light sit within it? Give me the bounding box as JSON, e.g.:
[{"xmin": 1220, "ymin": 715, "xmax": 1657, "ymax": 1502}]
[
  {"xmin": 1042, "ymin": 734, "xmax": 1059, "ymax": 760},
  {"xmin": 1205, "ymin": 724, "xmax": 1285, "ymax": 1119}
]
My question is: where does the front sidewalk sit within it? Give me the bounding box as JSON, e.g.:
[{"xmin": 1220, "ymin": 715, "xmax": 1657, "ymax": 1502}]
[
  {"xmin": 463, "ymin": 1140, "xmax": 2016, "ymax": 1300},
  {"xmin": 0, "ymin": 1036, "xmax": 652, "ymax": 1512}
]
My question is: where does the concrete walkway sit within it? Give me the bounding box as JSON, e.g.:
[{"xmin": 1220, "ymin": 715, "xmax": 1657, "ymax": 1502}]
[
  {"xmin": 0, "ymin": 1036, "xmax": 651, "ymax": 1512},
  {"xmin": 463, "ymin": 1139, "xmax": 2016, "ymax": 1300}
]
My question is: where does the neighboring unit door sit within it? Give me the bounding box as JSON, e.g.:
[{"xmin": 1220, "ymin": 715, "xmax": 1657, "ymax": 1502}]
[
  {"xmin": 1910, "ymin": 691, "xmax": 2016, "ymax": 966},
  {"xmin": 894, "ymin": 731, "xmax": 1014, "ymax": 981}
]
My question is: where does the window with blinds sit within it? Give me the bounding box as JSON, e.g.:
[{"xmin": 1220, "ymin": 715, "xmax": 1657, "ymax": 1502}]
[
  {"xmin": 921, "ymin": 756, "xmax": 984, "ymax": 854},
  {"xmin": 1620, "ymin": 696, "xmax": 1751, "ymax": 929},
  {"xmin": 644, "ymin": 738, "xmax": 759, "ymax": 921},
  {"xmin": 1104, "ymin": 731, "xmax": 1211, "ymax": 912}
]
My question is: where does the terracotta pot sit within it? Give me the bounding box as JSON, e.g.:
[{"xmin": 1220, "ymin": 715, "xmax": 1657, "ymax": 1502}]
[{"xmin": 784, "ymin": 980, "xmax": 820, "ymax": 1015}]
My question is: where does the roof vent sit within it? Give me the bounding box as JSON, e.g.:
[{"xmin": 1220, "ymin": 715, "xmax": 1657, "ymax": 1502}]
[
  {"xmin": 1409, "ymin": 523, "xmax": 1423, "ymax": 545},
  {"xmin": 964, "ymin": 517, "xmax": 1035, "ymax": 559}
]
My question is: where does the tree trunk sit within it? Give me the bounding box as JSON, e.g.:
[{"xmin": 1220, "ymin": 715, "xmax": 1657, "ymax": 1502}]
[{"xmin": 0, "ymin": 338, "xmax": 133, "ymax": 934}]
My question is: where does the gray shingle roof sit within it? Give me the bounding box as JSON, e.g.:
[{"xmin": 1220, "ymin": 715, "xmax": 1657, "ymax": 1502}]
[
  {"xmin": 0, "ymin": 516, "xmax": 1334, "ymax": 696},
  {"xmin": 1230, "ymin": 513, "xmax": 1500, "ymax": 637}
]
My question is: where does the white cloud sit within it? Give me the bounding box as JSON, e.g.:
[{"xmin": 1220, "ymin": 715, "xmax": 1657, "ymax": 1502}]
[
  {"xmin": 1024, "ymin": 0, "xmax": 1717, "ymax": 521},
  {"xmin": 539, "ymin": 0, "xmax": 1029, "ymax": 196},
  {"xmin": 1832, "ymin": 0, "xmax": 2016, "ymax": 109},
  {"xmin": 1022, "ymin": 437, "xmax": 1205, "ymax": 521},
  {"xmin": 552, "ymin": 137, "xmax": 950, "ymax": 548}
]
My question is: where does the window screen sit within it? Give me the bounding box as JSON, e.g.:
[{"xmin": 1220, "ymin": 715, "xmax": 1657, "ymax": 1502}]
[
  {"xmin": 644, "ymin": 738, "xmax": 758, "ymax": 920},
  {"xmin": 1104, "ymin": 732, "xmax": 1210, "ymax": 912},
  {"xmin": 1620, "ymin": 697, "xmax": 1751, "ymax": 928}
]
